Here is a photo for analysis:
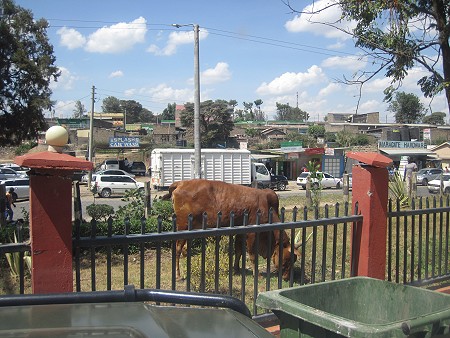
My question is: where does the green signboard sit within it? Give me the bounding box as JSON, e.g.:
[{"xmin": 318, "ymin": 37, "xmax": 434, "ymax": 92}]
[{"xmin": 281, "ymin": 141, "xmax": 302, "ymax": 148}]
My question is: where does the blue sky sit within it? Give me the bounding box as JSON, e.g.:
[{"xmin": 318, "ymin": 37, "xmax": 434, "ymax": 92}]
[{"xmin": 15, "ymin": 0, "xmax": 447, "ymax": 122}]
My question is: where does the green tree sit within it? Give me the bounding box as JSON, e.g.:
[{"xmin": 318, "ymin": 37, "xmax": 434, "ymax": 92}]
[
  {"xmin": 253, "ymin": 99, "xmax": 265, "ymax": 121},
  {"xmin": 0, "ymin": 0, "xmax": 60, "ymax": 145},
  {"xmin": 102, "ymin": 97, "xmax": 154, "ymax": 124},
  {"xmin": 388, "ymin": 92, "xmax": 426, "ymax": 124},
  {"xmin": 161, "ymin": 103, "xmax": 176, "ymax": 120},
  {"xmin": 307, "ymin": 125, "xmax": 325, "ymax": 138},
  {"xmin": 101, "ymin": 96, "xmax": 121, "ymax": 113},
  {"xmin": 286, "ymin": 1, "xmax": 450, "ymax": 114},
  {"xmin": 73, "ymin": 100, "xmax": 86, "ymax": 118},
  {"xmin": 275, "ymin": 103, "xmax": 309, "ymax": 122},
  {"xmin": 422, "ymin": 112, "xmax": 446, "ymax": 125},
  {"xmin": 181, "ymin": 100, "xmax": 234, "ymax": 147}
]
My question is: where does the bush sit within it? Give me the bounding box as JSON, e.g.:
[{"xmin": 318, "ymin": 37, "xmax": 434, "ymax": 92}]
[{"xmin": 86, "ymin": 204, "xmax": 114, "ymax": 221}]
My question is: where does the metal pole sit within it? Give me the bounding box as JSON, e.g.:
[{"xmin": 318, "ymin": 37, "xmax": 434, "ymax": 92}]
[
  {"xmin": 88, "ymin": 85, "xmax": 95, "ymax": 187},
  {"xmin": 193, "ymin": 24, "xmax": 201, "ymax": 179}
]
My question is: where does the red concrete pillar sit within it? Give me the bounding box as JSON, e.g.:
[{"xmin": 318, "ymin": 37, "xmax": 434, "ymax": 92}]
[
  {"xmin": 347, "ymin": 152, "xmax": 391, "ymax": 280},
  {"xmin": 15, "ymin": 126, "xmax": 92, "ymax": 294}
]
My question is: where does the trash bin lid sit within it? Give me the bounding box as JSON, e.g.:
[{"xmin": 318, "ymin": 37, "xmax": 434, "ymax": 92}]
[
  {"xmin": 257, "ymin": 277, "xmax": 450, "ymax": 337},
  {"xmin": 0, "ymin": 302, "xmax": 273, "ymax": 338}
]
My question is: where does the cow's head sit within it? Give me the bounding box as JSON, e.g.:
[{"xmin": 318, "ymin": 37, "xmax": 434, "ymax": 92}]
[{"xmin": 272, "ymin": 234, "xmax": 300, "ymax": 281}]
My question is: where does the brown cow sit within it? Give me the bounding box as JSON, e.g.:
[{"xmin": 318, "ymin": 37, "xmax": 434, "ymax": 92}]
[{"xmin": 162, "ymin": 179, "xmax": 299, "ymax": 280}]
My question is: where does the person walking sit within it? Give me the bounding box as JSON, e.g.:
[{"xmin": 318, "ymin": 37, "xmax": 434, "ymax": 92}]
[{"xmin": 5, "ymin": 187, "xmax": 16, "ymax": 222}]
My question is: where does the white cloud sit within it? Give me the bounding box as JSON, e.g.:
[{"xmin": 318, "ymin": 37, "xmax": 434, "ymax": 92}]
[
  {"xmin": 318, "ymin": 82, "xmax": 341, "ymax": 97},
  {"xmin": 200, "ymin": 62, "xmax": 231, "ymax": 85},
  {"xmin": 256, "ymin": 65, "xmax": 326, "ymax": 96},
  {"xmin": 84, "ymin": 17, "xmax": 147, "ymax": 53},
  {"xmin": 321, "ymin": 55, "xmax": 367, "ymax": 71},
  {"xmin": 147, "ymin": 28, "xmax": 209, "ymax": 56},
  {"xmin": 109, "ymin": 70, "xmax": 124, "ymax": 78},
  {"xmin": 50, "ymin": 66, "xmax": 77, "ymax": 90},
  {"xmin": 51, "ymin": 100, "xmax": 77, "ymax": 118},
  {"xmin": 284, "ymin": 0, "xmax": 355, "ymax": 40},
  {"xmin": 57, "ymin": 27, "xmax": 86, "ymax": 49}
]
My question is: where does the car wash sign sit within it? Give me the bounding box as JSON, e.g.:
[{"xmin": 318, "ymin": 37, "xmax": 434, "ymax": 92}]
[{"xmin": 109, "ymin": 136, "xmax": 140, "ymax": 148}]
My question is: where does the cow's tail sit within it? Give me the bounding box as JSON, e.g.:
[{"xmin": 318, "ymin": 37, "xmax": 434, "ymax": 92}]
[{"xmin": 159, "ymin": 181, "xmax": 180, "ymax": 201}]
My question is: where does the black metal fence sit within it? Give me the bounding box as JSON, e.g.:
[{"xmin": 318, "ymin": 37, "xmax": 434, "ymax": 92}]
[
  {"xmin": 387, "ymin": 196, "xmax": 450, "ymax": 287},
  {"xmin": 2, "ymin": 196, "xmax": 450, "ymax": 317}
]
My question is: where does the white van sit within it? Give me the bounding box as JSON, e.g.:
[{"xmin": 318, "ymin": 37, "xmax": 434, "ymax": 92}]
[{"xmin": 100, "ymin": 159, "xmax": 120, "ymax": 170}]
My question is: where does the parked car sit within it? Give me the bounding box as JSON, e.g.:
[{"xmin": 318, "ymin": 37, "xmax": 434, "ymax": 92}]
[
  {"xmin": 416, "ymin": 168, "xmax": 443, "ymax": 186},
  {"xmin": 427, "ymin": 174, "xmax": 450, "ymax": 194},
  {"xmin": 0, "ymin": 163, "xmax": 30, "ymax": 175},
  {"xmin": 91, "ymin": 174, "xmax": 144, "ymax": 198},
  {"xmin": 82, "ymin": 169, "xmax": 135, "ymax": 184},
  {"xmin": 99, "ymin": 159, "xmax": 120, "ymax": 171},
  {"xmin": 297, "ymin": 172, "xmax": 341, "ymax": 189},
  {"xmin": 0, "ymin": 167, "xmax": 27, "ymax": 180},
  {"xmin": 266, "ymin": 173, "xmax": 288, "ymax": 191},
  {"xmin": 129, "ymin": 161, "xmax": 147, "ymax": 176},
  {"xmin": 0, "ymin": 178, "xmax": 30, "ymax": 200}
]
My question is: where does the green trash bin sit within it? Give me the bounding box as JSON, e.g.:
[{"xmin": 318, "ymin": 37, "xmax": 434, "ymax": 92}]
[{"xmin": 256, "ymin": 277, "xmax": 450, "ymax": 338}]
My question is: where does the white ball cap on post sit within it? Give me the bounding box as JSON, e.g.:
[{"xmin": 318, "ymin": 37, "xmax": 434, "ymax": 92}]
[{"xmin": 45, "ymin": 126, "xmax": 68, "ymax": 153}]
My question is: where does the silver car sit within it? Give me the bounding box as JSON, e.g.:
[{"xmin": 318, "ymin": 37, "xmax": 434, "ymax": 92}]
[
  {"xmin": 416, "ymin": 168, "xmax": 443, "ymax": 186},
  {"xmin": 0, "ymin": 167, "xmax": 27, "ymax": 180},
  {"xmin": 0, "ymin": 178, "xmax": 30, "ymax": 200}
]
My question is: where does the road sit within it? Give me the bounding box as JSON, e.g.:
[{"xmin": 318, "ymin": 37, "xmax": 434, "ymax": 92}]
[{"xmin": 14, "ymin": 182, "xmax": 431, "ymax": 221}]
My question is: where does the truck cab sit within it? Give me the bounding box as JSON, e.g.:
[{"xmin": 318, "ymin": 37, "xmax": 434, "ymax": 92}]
[{"xmin": 252, "ymin": 162, "xmax": 271, "ymax": 188}]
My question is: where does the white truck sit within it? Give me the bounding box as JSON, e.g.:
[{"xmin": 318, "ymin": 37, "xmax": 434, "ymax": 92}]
[{"xmin": 150, "ymin": 148, "xmax": 271, "ymax": 190}]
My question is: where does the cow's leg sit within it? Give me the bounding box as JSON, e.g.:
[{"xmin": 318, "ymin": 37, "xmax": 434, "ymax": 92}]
[
  {"xmin": 175, "ymin": 239, "xmax": 186, "ymax": 280},
  {"xmin": 233, "ymin": 235, "xmax": 243, "ymax": 274}
]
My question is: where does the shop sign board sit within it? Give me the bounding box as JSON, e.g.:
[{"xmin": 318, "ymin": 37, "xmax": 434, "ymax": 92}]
[
  {"xmin": 378, "ymin": 140, "xmax": 426, "ymax": 149},
  {"xmin": 109, "ymin": 136, "xmax": 140, "ymax": 148}
]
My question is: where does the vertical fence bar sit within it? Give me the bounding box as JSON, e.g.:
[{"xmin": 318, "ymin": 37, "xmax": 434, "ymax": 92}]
[
  {"xmin": 425, "ymin": 198, "xmax": 430, "ymax": 279},
  {"xmin": 331, "ymin": 203, "xmax": 339, "ymax": 280},
  {"xmin": 75, "ymin": 219, "xmax": 81, "ymax": 292},
  {"xmin": 403, "ymin": 204, "xmax": 408, "ymax": 284},
  {"xmin": 156, "ymin": 216, "xmax": 162, "ymax": 290},
  {"xmin": 438, "ymin": 196, "xmax": 443, "ymax": 277},
  {"xmin": 140, "ymin": 218, "xmax": 146, "ymax": 289},
  {"xmin": 200, "ymin": 212, "xmax": 207, "ymax": 293},
  {"xmin": 321, "ymin": 205, "xmax": 329, "ymax": 282},
  {"xmin": 445, "ymin": 196, "xmax": 449, "ymax": 275},
  {"xmin": 186, "ymin": 215, "xmax": 193, "ymax": 293},
  {"xmin": 171, "ymin": 215, "xmax": 177, "ymax": 291},
  {"xmin": 387, "ymin": 199, "xmax": 392, "ymax": 282},
  {"xmin": 432, "ymin": 198, "xmax": 437, "ymax": 278},
  {"xmin": 214, "ymin": 212, "xmax": 221, "ymax": 293},
  {"xmin": 341, "ymin": 202, "xmax": 348, "ymax": 279},
  {"xmin": 395, "ymin": 199, "xmax": 400, "ymax": 283},
  {"xmin": 410, "ymin": 199, "xmax": 416, "ymax": 283},
  {"xmin": 123, "ymin": 218, "xmax": 130, "ymax": 287},
  {"xmin": 300, "ymin": 207, "xmax": 307, "ymax": 285},
  {"xmin": 228, "ymin": 211, "xmax": 234, "ymax": 296},
  {"xmin": 90, "ymin": 219, "xmax": 97, "ymax": 291},
  {"xmin": 311, "ymin": 206, "xmax": 318, "ymax": 284},
  {"xmin": 107, "ymin": 218, "xmax": 112, "ymax": 290},
  {"xmin": 418, "ymin": 198, "xmax": 423, "ymax": 281}
]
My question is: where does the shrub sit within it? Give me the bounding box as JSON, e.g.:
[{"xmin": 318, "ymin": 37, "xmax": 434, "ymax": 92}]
[{"xmin": 86, "ymin": 204, "xmax": 114, "ymax": 222}]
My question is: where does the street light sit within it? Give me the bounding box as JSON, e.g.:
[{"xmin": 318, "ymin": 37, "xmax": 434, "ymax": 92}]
[{"xmin": 173, "ymin": 23, "xmax": 201, "ymax": 179}]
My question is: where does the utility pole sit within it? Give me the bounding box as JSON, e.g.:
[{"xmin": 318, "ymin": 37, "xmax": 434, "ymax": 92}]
[
  {"xmin": 193, "ymin": 24, "xmax": 201, "ymax": 179},
  {"xmin": 172, "ymin": 23, "xmax": 201, "ymax": 178},
  {"xmin": 88, "ymin": 85, "xmax": 95, "ymax": 187}
]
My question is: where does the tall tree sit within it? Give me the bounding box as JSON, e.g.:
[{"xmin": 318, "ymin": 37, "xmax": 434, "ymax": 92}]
[
  {"xmin": 388, "ymin": 92, "xmax": 427, "ymax": 123},
  {"xmin": 253, "ymin": 99, "xmax": 265, "ymax": 121},
  {"xmin": 275, "ymin": 102, "xmax": 309, "ymax": 122},
  {"xmin": 422, "ymin": 111, "xmax": 447, "ymax": 125},
  {"xmin": 161, "ymin": 103, "xmax": 176, "ymax": 120},
  {"xmin": 101, "ymin": 96, "xmax": 121, "ymax": 113},
  {"xmin": 181, "ymin": 100, "xmax": 234, "ymax": 147},
  {"xmin": 72, "ymin": 100, "xmax": 86, "ymax": 118},
  {"xmin": 285, "ymin": 1, "xmax": 450, "ymax": 114},
  {"xmin": 0, "ymin": 0, "xmax": 60, "ymax": 145}
]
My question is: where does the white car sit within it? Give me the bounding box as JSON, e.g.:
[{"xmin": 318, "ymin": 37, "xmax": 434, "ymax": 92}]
[
  {"xmin": 297, "ymin": 171, "xmax": 341, "ymax": 189},
  {"xmin": 91, "ymin": 174, "xmax": 144, "ymax": 198},
  {"xmin": 82, "ymin": 169, "xmax": 135, "ymax": 183},
  {"xmin": 0, "ymin": 178, "xmax": 30, "ymax": 200},
  {"xmin": 0, "ymin": 163, "xmax": 30, "ymax": 175},
  {"xmin": 427, "ymin": 174, "xmax": 450, "ymax": 194},
  {"xmin": 0, "ymin": 167, "xmax": 27, "ymax": 180}
]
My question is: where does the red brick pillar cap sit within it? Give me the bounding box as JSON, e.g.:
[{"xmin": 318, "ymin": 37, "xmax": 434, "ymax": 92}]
[
  {"xmin": 347, "ymin": 152, "xmax": 392, "ymax": 168},
  {"xmin": 15, "ymin": 151, "xmax": 93, "ymax": 171}
]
